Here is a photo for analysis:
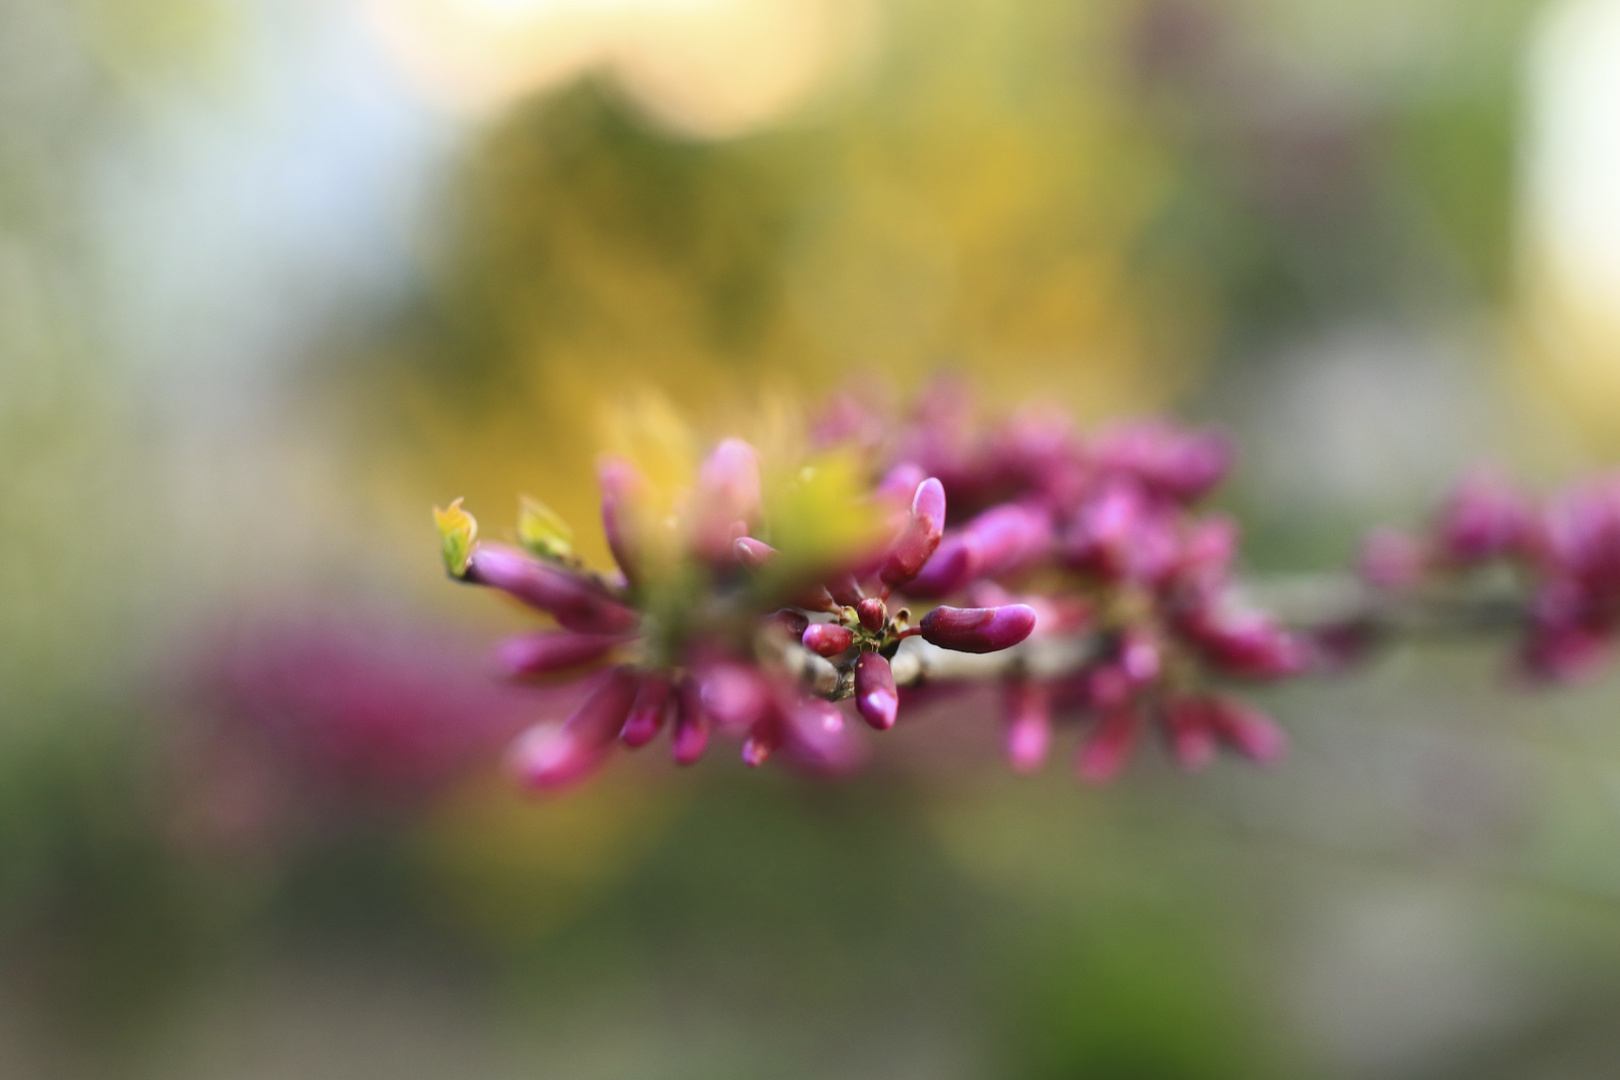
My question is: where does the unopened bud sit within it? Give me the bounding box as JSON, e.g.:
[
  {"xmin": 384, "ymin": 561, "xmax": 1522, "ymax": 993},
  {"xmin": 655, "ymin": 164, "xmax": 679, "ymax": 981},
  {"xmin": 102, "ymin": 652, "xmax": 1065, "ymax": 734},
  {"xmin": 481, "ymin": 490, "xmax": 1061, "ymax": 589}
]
[
  {"xmin": 620, "ymin": 673, "xmax": 672, "ymax": 748},
  {"xmin": 802, "ymin": 623, "xmax": 855, "ymax": 657},
  {"xmin": 494, "ymin": 631, "xmax": 626, "ymax": 677},
  {"xmin": 880, "ymin": 478, "xmax": 946, "ymax": 589},
  {"xmin": 1075, "ymin": 707, "xmax": 1139, "ymax": 784},
  {"xmin": 918, "ymin": 604, "xmax": 1037, "ymax": 654},
  {"xmin": 854, "ymin": 652, "xmax": 898, "ymax": 730},
  {"xmin": 1003, "ymin": 681, "xmax": 1052, "ymax": 773},
  {"xmin": 465, "ymin": 544, "xmax": 640, "ymax": 634},
  {"xmin": 512, "ymin": 667, "xmax": 639, "ymax": 791},
  {"xmin": 856, "ymin": 597, "xmax": 887, "ymax": 632}
]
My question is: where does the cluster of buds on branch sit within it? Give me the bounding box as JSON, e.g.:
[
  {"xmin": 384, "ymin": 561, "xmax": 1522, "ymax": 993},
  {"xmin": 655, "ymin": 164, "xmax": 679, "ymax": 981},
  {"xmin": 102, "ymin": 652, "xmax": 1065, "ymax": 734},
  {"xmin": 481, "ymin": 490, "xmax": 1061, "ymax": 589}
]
[{"xmin": 434, "ymin": 383, "xmax": 1620, "ymax": 794}]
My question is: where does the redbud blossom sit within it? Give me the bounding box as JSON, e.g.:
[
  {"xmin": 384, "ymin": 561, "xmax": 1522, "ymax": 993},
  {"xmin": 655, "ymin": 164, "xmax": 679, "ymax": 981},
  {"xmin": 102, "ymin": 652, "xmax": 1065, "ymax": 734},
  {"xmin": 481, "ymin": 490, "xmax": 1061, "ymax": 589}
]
[
  {"xmin": 854, "ymin": 652, "xmax": 898, "ymax": 730},
  {"xmin": 494, "ymin": 631, "xmax": 628, "ymax": 677},
  {"xmin": 620, "ymin": 674, "xmax": 672, "ymax": 748},
  {"xmin": 692, "ymin": 438, "xmax": 762, "ymax": 561},
  {"xmin": 803, "ymin": 622, "xmax": 856, "ymax": 657},
  {"xmin": 1003, "ymin": 682, "xmax": 1052, "ymax": 773},
  {"xmin": 1075, "ymin": 707, "xmax": 1139, "ymax": 784},
  {"xmin": 881, "ymin": 478, "xmax": 946, "ymax": 589},
  {"xmin": 919, "ymin": 604, "xmax": 1038, "ymax": 653},
  {"xmin": 512, "ymin": 667, "xmax": 640, "ymax": 791},
  {"xmin": 464, "ymin": 545, "xmax": 639, "ymax": 634}
]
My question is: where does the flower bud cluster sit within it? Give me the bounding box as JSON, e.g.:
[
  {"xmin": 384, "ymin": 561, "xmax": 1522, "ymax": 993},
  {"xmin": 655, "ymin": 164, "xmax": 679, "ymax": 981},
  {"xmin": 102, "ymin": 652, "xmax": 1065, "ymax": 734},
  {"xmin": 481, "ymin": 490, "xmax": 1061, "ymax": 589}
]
[
  {"xmin": 434, "ymin": 432, "xmax": 1037, "ymax": 792},
  {"xmin": 820, "ymin": 382, "xmax": 1306, "ymax": 782},
  {"xmin": 1356, "ymin": 469, "xmax": 1620, "ymax": 683}
]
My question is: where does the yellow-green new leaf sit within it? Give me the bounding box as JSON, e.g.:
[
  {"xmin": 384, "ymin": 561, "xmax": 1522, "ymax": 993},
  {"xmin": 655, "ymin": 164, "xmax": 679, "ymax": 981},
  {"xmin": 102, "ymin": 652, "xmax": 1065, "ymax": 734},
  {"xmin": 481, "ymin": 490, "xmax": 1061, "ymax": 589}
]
[{"xmin": 434, "ymin": 498, "xmax": 478, "ymax": 578}]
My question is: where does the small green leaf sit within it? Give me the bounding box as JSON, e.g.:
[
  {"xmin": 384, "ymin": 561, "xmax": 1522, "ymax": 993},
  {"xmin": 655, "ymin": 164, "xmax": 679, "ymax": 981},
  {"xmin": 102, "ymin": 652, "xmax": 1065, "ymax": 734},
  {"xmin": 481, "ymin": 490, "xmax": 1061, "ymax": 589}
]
[{"xmin": 434, "ymin": 498, "xmax": 477, "ymax": 578}]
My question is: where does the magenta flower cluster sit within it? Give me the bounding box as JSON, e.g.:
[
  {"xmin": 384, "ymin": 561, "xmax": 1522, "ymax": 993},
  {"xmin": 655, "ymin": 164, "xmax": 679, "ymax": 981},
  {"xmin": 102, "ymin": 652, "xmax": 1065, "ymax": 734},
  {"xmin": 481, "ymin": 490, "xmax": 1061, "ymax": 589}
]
[
  {"xmin": 818, "ymin": 383, "xmax": 1305, "ymax": 781},
  {"xmin": 439, "ymin": 429, "xmax": 1039, "ymax": 792},
  {"xmin": 438, "ymin": 384, "xmax": 1323, "ymax": 791},
  {"xmin": 1360, "ymin": 469, "xmax": 1620, "ymax": 683}
]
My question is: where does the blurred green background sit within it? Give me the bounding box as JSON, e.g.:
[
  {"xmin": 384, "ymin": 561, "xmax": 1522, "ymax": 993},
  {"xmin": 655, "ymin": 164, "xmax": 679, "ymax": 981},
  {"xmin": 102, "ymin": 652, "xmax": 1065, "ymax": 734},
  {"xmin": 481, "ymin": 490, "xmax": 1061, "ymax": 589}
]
[{"xmin": 8, "ymin": 0, "xmax": 1620, "ymax": 1076}]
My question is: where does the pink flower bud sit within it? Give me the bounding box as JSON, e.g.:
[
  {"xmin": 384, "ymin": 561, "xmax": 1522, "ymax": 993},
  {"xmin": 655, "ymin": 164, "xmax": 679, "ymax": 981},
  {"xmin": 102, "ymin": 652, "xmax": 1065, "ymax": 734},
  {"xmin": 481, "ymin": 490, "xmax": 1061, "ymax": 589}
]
[
  {"xmin": 1204, "ymin": 698, "xmax": 1287, "ymax": 765},
  {"xmin": 880, "ymin": 478, "xmax": 946, "ymax": 589},
  {"xmin": 698, "ymin": 662, "xmax": 773, "ymax": 732},
  {"xmin": 1095, "ymin": 422, "xmax": 1232, "ymax": 502},
  {"xmin": 854, "ymin": 652, "xmax": 898, "ymax": 730},
  {"xmin": 875, "ymin": 463, "xmax": 927, "ymax": 502},
  {"xmin": 671, "ymin": 679, "xmax": 709, "ymax": 765},
  {"xmin": 692, "ymin": 439, "xmax": 762, "ymax": 561},
  {"xmin": 465, "ymin": 545, "xmax": 639, "ymax": 634},
  {"xmin": 511, "ymin": 667, "xmax": 640, "ymax": 791},
  {"xmin": 620, "ymin": 673, "xmax": 672, "ymax": 748},
  {"xmin": 918, "ymin": 604, "xmax": 1037, "ymax": 653},
  {"xmin": 741, "ymin": 714, "xmax": 784, "ymax": 767},
  {"xmin": 493, "ymin": 631, "xmax": 628, "ymax": 677},
  {"xmin": 1183, "ymin": 606, "xmax": 1307, "ymax": 679},
  {"xmin": 906, "ymin": 535, "xmax": 981, "ymax": 598},
  {"xmin": 962, "ymin": 503, "xmax": 1053, "ymax": 577},
  {"xmin": 733, "ymin": 536, "xmax": 777, "ymax": 569},
  {"xmin": 856, "ymin": 597, "xmax": 887, "ymax": 632},
  {"xmin": 597, "ymin": 456, "xmax": 646, "ymax": 583},
  {"xmin": 778, "ymin": 698, "xmax": 867, "ymax": 776},
  {"xmin": 802, "ymin": 622, "xmax": 855, "ymax": 657},
  {"xmin": 1075, "ymin": 707, "xmax": 1139, "ymax": 784},
  {"xmin": 1175, "ymin": 516, "xmax": 1237, "ymax": 586},
  {"xmin": 1436, "ymin": 470, "xmax": 1532, "ymax": 565},
  {"xmin": 1003, "ymin": 681, "xmax": 1052, "ymax": 773},
  {"xmin": 1163, "ymin": 698, "xmax": 1217, "ymax": 772}
]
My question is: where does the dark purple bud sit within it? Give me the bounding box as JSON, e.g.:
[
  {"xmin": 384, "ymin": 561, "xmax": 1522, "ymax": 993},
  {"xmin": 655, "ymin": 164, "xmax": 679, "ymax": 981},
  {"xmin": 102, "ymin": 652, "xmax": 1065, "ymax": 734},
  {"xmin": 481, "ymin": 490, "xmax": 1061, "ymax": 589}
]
[
  {"xmin": 671, "ymin": 679, "xmax": 709, "ymax": 765},
  {"xmin": 854, "ymin": 652, "xmax": 898, "ymax": 731},
  {"xmin": 511, "ymin": 667, "xmax": 640, "ymax": 791},
  {"xmin": 1075, "ymin": 707, "xmax": 1139, "ymax": 784},
  {"xmin": 620, "ymin": 673, "xmax": 672, "ymax": 748},
  {"xmin": 465, "ymin": 544, "xmax": 640, "ymax": 634},
  {"xmin": 1204, "ymin": 698, "xmax": 1286, "ymax": 766},
  {"xmin": 919, "ymin": 604, "xmax": 1037, "ymax": 653},
  {"xmin": 1436, "ymin": 470, "xmax": 1532, "ymax": 565},
  {"xmin": 1359, "ymin": 528, "xmax": 1425, "ymax": 590},
  {"xmin": 598, "ymin": 456, "xmax": 646, "ymax": 583},
  {"xmin": 1003, "ymin": 681, "xmax": 1052, "ymax": 773},
  {"xmin": 880, "ymin": 478, "xmax": 946, "ymax": 589},
  {"xmin": 856, "ymin": 597, "xmax": 887, "ymax": 632},
  {"xmin": 906, "ymin": 535, "xmax": 981, "ymax": 598},
  {"xmin": 741, "ymin": 713, "xmax": 784, "ymax": 767},
  {"xmin": 692, "ymin": 439, "xmax": 762, "ymax": 560},
  {"xmin": 802, "ymin": 622, "xmax": 855, "ymax": 657},
  {"xmin": 494, "ymin": 631, "xmax": 628, "ymax": 677},
  {"xmin": 734, "ymin": 536, "xmax": 777, "ymax": 569},
  {"xmin": 1163, "ymin": 698, "xmax": 1216, "ymax": 772},
  {"xmin": 1063, "ymin": 480, "xmax": 1146, "ymax": 579}
]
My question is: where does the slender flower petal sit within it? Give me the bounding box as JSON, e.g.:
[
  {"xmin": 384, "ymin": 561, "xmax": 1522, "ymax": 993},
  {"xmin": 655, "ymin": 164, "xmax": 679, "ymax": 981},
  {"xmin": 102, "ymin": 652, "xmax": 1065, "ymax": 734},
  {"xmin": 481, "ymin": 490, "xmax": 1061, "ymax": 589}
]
[
  {"xmin": 734, "ymin": 536, "xmax": 777, "ymax": 569},
  {"xmin": 692, "ymin": 439, "xmax": 762, "ymax": 560},
  {"xmin": 854, "ymin": 652, "xmax": 898, "ymax": 730},
  {"xmin": 1204, "ymin": 699, "xmax": 1287, "ymax": 765},
  {"xmin": 1003, "ymin": 681, "xmax": 1052, "ymax": 773},
  {"xmin": 512, "ymin": 667, "xmax": 640, "ymax": 791},
  {"xmin": 1163, "ymin": 698, "xmax": 1217, "ymax": 772},
  {"xmin": 919, "ymin": 604, "xmax": 1037, "ymax": 653},
  {"xmin": 465, "ymin": 545, "xmax": 639, "ymax": 634},
  {"xmin": 671, "ymin": 679, "xmax": 710, "ymax": 765},
  {"xmin": 598, "ymin": 456, "xmax": 647, "ymax": 583},
  {"xmin": 1075, "ymin": 707, "xmax": 1139, "ymax": 784},
  {"xmin": 620, "ymin": 673, "xmax": 672, "ymax": 748},
  {"xmin": 494, "ymin": 631, "xmax": 628, "ymax": 677}
]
